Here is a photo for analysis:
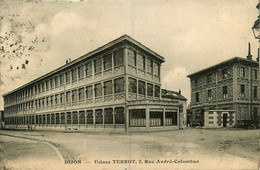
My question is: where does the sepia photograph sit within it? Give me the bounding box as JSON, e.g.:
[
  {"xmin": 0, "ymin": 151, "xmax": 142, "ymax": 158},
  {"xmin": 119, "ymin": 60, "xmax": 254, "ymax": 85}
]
[{"xmin": 0, "ymin": 0, "xmax": 259, "ymax": 169}]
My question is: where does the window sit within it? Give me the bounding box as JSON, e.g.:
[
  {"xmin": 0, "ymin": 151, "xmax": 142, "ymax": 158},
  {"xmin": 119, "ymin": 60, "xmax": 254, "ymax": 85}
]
[
  {"xmin": 42, "ymin": 98, "xmax": 45, "ymax": 107},
  {"xmin": 196, "ymin": 92, "xmax": 199, "ymax": 102},
  {"xmin": 147, "ymin": 58, "xmax": 153, "ymax": 73},
  {"xmin": 46, "ymin": 80, "xmax": 49, "ymax": 91},
  {"xmin": 240, "ymin": 85, "xmax": 245, "ymax": 97},
  {"xmin": 104, "ymin": 80, "xmax": 112, "ymax": 95},
  {"xmin": 254, "ymin": 86, "xmax": 257, "ymax": 98},
  {"xmin": 128, "ymin": 49, "xmax": 136, "ymax": 67},
  {"xmin": 128, "ymin": 78, "xmax": 137, "ymax": 93},
  {"xmin": 50, "ymin": 96, "xmax": 53, "ymax": 105},
  {"xmin": 114, "ymin": 78, "xmax": 124, "ymax": 93},
  {"xmin": 85, "ymin": 62, "xmax": 92, "ymax": 77},
  {"xmin": 207, "ymin": 74, "xmax": 213, "ymax": 84},
  {"xmin": 240, "ymin": 67, "xmax": 245, "ymax": 77},
  {"xmin": 209, "ymin": 116, "xmax": 214, "ymax": 119},
  {"xmin": 38, "ymin": 84, "xmax": 41, "ymax": 93},
  {"xmin": 254, "ymin": 70, "xmax": 258, "ymax": 79},
  {"xmin": 129, "ymin": 109, "xmax": 146, "ymax": 127},
  {"xmin": 42, "ymin": 82, "xmax": 45, "ymax": 92},
  {"xmin": 154, "ymin": 63, "xmax": 159, "ymax": 76},
  {"xmin": 138, "ymin": 54, "xmax": 145, "ymax": 70},
  {"xmin": 94, "ymin": 58, "xmax": 102, "ymax": 73},
  {"xmin": 60, "ymin": 93, "xmax": 64, "ymax": 104},
  {"xmin": 222, "ymin": 69, "xmax": 228, "ymax": 79},
  {"xmin": 154, "ymin": 85, "xmax": 160, "ymax": 97},
  {"xmin": 66, "ymin": 91, "xmax": 71, "ymax": 102},
  {"xmin": 223, "ymin": 86, "xmax": 228, "ymax": 98},
  {"xmin": 94, "ymin": 83, "xmax": 102, "ymax": 97},
  {"xmin": 208, "ymin": 89, "xmax": 212, "ymax": 101},
  {"xmin": 138, "ymin": 80, "xmax": 145, "ymax": 95},
  {"xmin": 86, "ymin": 86, "xmax": 93, "ymax": 99},
  {"xmin": 72, "ymin": 90, "xmax": 77, "ymax": 101},
  {"xmin": 195, "ymin": 78, "xmax": 198, "ymax": 86},
  {"xmin": 46, "ymin": 97, "xmax": 49, "ymax": 106},
  {"xmin": 55, "ymin": 94, "xmax": 58, "ymax": 105},
  {"xmin": 55, "ymin": 76, "xmax": 59, "ymax": 87},
  {"xmin": 60, "ymin": 74, "xmax": 64, "ymax": 86},
  {"xmin": 50, "ymin": 79, "xmax": 54, "ymax": 89},
  {"xmin": 103, "ymin": 53, "xmax": 112, "ymax": 70},
  {"xmin": 78, "ymin": 88, "xmax": 84, "ymax": 100},
  {"xmin": 147, "ymin": 83, "xmax": 153, "ymax": 96},
  {"xmin": 65, "ymin": 72, "xmax": 70, "ymax": 83},
  {"xmin": 114, "ymin": 49, "xmax": 124, "ymax": 67},
  {"xmin": 72, "ymin": 68, "xmax": 77, "ymax": 82},
  {"xmin": 78, "ymin": 65, "xmax": 84, "ymax": 80}
]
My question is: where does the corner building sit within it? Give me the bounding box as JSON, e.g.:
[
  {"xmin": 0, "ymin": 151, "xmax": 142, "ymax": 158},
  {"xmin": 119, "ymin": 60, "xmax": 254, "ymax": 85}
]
[
  {"xmin": 3, "ymin": 35, "xmax": 187, "ymax": 132},
  {"xmin": 187, "ymin": 55, "xmax": 260, "ymax": 128}
]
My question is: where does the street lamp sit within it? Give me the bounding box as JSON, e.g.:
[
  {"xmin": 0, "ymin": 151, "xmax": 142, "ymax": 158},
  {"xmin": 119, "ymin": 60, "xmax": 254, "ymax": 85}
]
[
  {"xmin": 252, "ymin": 16, "xmax": 260, "ymax": 39},
  {"xmin": 252, "ymin": 2, "xmax": 260, "ymax": 39}
]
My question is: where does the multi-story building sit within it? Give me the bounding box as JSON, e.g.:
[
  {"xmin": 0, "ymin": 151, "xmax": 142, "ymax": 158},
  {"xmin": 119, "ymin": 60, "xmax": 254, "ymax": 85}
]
[
  {"xmin": 187, "ymin": 46, "xmax": 260, "ymax": 128},
  {"xmin": 3, "ymin": 35, "xmax": 187, "ymax": 132}
]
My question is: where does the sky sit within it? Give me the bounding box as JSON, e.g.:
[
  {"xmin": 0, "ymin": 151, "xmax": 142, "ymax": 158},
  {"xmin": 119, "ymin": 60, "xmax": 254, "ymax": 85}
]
[{"xmin": 0, "ymin": 0, "xmax": 259, "ymax": 109}]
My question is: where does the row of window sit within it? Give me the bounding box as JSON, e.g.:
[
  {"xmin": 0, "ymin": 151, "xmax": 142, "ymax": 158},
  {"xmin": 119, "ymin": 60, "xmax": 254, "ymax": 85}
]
[
  {"xmin": 5, "ymin": 77, "xmax": 161, "ymax": 114},
  {"xmin": 5, "ymin": 108, "xmax": 125, "ymax": 125},
  {"xmin": 195, "ymin": 85, "xmax": 258, "ymax": 102},
  {"xmin": 194, "ymin": 67, "xmax": 258, "ymax": 87},
  {"xmin": 5, "ymin": 49, "xmax": 161, "ymax": 105}
]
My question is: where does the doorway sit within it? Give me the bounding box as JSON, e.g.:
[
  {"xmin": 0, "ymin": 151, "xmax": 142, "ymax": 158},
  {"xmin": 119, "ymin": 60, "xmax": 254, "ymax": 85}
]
[{"xmin": 223, "ymin": 113, "xmax": 228, "ymax": 127}]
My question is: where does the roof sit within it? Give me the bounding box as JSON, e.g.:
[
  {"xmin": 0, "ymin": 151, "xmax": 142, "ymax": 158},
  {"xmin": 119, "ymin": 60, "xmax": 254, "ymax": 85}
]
[
  {"xmin": 161, "ymin": 89, "xmax": 187, "ymax": 101},
  {"xmin": 187, "ymin": 57, "xmax": 259, "ymax": 78},
  {"xmin": 3, "ymin": 35, "xmax": 165, "ymax": 97}
]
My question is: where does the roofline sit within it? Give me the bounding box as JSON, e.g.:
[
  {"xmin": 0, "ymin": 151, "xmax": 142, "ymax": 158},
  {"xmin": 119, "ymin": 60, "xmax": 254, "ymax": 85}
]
[
  {"xmin": 161, "ymin": 88, "xmax": 187, "ymax": 101},
  {"xmin": 3, "ymin": 35, "xmax": 165, "ymax": 97},
  {"xmin": 187, "ymin": 57, "xmax": 259, "ymax": 78}
]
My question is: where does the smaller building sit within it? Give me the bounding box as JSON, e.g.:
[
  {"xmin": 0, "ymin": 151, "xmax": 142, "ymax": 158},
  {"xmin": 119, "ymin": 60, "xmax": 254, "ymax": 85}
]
[
  {"xmin": 187, "ymin": 44, "xmax": 260, "ymax": 128},
  {"xmin": 161, "ymin": 89, "xmax": 187, "ymax": 129}
]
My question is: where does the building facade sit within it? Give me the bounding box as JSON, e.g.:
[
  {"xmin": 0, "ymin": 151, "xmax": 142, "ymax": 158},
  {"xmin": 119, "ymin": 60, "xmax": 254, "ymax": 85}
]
[
  {"xmin": 188, "ymin": 54, "xmax": 260, "ymax": 128},
  {"xmin": 3, "ymin": 35, "xmax": 187, "ymax": 132}
]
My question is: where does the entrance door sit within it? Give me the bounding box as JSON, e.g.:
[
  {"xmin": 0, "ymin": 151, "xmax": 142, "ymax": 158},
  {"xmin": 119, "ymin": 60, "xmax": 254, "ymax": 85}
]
[{"xmin": 223, "ymin": 113, "xmax": 228, "ymax": 127}]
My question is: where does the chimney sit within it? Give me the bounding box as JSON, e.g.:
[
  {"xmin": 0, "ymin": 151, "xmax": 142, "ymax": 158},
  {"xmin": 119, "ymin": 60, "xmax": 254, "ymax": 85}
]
[
  {"xmin": 179, "ymin": 89, "xmax": 181, "ymax": 95},
  {"xmin": 66, "ymin": 58, "xmax": 72, "ymax": 64},
  {"xmin": 247, "ymin": 42, "xmax": 252, "ymax": 60},
  {"xmin": 257, "ymin": 48, "xmax": 260, "ymax": 62}
]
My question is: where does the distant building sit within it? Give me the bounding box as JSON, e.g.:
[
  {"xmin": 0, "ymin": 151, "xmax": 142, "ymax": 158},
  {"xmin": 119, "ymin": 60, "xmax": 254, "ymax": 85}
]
[
  {"xmin": 3, "ymin": 35, "xmax": 187, "ymax": 132},
  {"xmin": 0, "ymin": 110, "xmax": 4, "ymax": 129},
  {"xmin": 187, "ymin": 44, "xmax": 260, "ymax": 128}
]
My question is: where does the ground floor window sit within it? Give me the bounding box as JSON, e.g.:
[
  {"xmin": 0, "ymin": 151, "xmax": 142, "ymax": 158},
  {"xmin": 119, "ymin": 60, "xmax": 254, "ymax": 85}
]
[
  {"xmin": 73, "ymin": 112, "xmax": 78, "ymax": 124},
  {"xmin": 95, "ymin": 109, "xmax": 103, "ymax": 124},
  {"xmin": 47, "ymin": 114, "xmax": 50, "ymax": 124},
  {"xmin": 150, "ymin": 111, "xmax": 163, "ymax": 127},
  {"xmin": 43, "ymin": 115, "xmax": 46, "ymax": 124},
  {"xmin": 56, "ymin": 113, "xmax": 60, "ymax": 124},
  {"xmin": 115, "ymin": 108, "xmax": 124, "ymax": 124},
  {"xmin": 87, "ymin": 110, "xmax": 93, "ymax": 124},
  {"xmin": 165, "ymin": 112, "xmax": 177, "ymax": 126},
  {"xmin": 39, "ymin": 115, "xmax": 42, "ymax": 124},
  {"xmin": 36, "ymin": 115, "xmax": 39, "ymax": 124},
  {"xmin": 129, "ymin": 109, "xmax": 146, "ymax": 127},
  {"xmin": 79, "ymin": 111, "xmax": 85, "ymax": 124},
  {"xmin": 104, "ymin": 108, "xmax": 113, "ymax": 124},
  {"xmin": 67, "ymin": 113, "xmax": 71, "ymax": 124},
  {"xmin": 60, "ymin": 113, "xmax": 65, "ymax": 124},
  {"xmin": 51, "ymin": 114, "xmax": 55, "ymax": 124}
]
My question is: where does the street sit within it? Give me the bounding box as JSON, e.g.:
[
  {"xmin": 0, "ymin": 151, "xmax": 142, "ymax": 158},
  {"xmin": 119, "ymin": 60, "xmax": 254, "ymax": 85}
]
[{"xmin": 0, "ymin": 128, "xmax": 259, "ymax": 170}]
